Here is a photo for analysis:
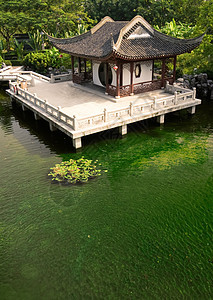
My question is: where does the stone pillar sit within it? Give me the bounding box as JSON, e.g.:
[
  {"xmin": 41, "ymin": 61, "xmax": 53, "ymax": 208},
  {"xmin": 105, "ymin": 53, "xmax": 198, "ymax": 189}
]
[
  {"xmin": 22, "ymin": 104, "xmax": 27, "ymax": 111},
  {"xmin": 49, "ymin": 122, "xmax": 57, "ymax": 132},
  {"xmin": 188, "ymin": 106, "xmax": 196, "ymax": 114},
  {"xmin": 193, "ymin": 87, "xmax": 196, "ymax": 100},
  {"xmin": 129, "ymin": 102, "xmax": 133, "ymax": 116},
  {"xmin": 119, "ymin": 124, "xmax": 127, "ymax": 135},
  {"xmin": 104, "ymin": 108, "xmax": 108, "ymax": 122},
  {"xmin": 157, "ymin": 114, "xmax": 165, "ymax": 124},
  {"xmin": 34, "ymin": 112, "xmax": 41, "ymax": 120},
  {"xmin": 174, "ymin": 91, "xmax": 178, "ymax": 105},
  {"xmin": 73, "ymin": 137, "xmax": 82, "ymax": 149},
  {"xmin": 153, "ymin": 96, "xmax": 157, "ymax": 110}
]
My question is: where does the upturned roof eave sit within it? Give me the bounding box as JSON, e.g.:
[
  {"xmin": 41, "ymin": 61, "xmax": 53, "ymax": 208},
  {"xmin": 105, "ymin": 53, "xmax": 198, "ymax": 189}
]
[{"xmin": 52, "ymin": 43, "xmax": 115, "ymax": 61}]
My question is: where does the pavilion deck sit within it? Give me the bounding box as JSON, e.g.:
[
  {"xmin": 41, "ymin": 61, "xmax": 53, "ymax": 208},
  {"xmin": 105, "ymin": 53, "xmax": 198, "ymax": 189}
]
[{"xmin": 6, "ymin": 74, "xmax": 201, "ymax": 149}]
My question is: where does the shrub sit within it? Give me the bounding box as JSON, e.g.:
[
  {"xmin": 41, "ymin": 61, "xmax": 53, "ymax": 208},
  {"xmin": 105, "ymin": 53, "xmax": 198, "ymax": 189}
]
[
  {"xmin": 0, "ymin": 55, "xmax": 3, "ymax": 67},
  {"xmin": 22, "ymin": 47, "xmax": 70, "ymax": 75},
  {"xmin": 48, "ymin": 157, "xmax": 107, "ymax": 184},
  {"xmin": 0, "ymin": 56, "xmax": 11, "ymax": 67}
]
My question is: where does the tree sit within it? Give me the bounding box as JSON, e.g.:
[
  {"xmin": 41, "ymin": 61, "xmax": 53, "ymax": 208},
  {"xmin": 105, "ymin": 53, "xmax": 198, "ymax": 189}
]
[{"xmin": 0, "ymin": 0, "xmax": 93, "ymax": 51}]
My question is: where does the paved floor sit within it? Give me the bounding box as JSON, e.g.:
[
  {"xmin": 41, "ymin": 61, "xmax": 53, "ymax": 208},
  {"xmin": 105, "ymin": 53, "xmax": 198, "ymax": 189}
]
[{"xmin": 28, "ymin": 80, "xmax": 170, "ymax": 118}]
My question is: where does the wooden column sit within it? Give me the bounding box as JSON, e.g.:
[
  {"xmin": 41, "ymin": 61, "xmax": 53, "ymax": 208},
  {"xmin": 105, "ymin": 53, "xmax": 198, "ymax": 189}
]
[
  {"xmin": 84, "ymin": 58, "xmax": 87, "ymax": 79},
  {"xmin": 161, "ymin": 58, "xmax": 166, "ymax": 88},
  {"xmin": 152, "ymin": 60, "xmax": 154, "ymax": 80},
  {"xmin": 173, "ymin": 56, "xmax": 177, "ymax": 84},
  {"xmin": 130, "ymin": 62, "xmax": 134, "ymax": 95},
  {"xmin": 120, "ymin": 63, "xmax": 123, "ymax": 87},
  {"xmin": 71, "ymin": 56, "xmax": 74, "ymax": 76},
  {"xmin": 78, "ymin": 57, "xmax": 81, "ymax": 74},
  {"xmin": 105, "ymin": 63, "xmax": 109, "ymax": 94},
  {"xmin": 116, "ymin": 62, "xmax": 120, "ymax": 98}
]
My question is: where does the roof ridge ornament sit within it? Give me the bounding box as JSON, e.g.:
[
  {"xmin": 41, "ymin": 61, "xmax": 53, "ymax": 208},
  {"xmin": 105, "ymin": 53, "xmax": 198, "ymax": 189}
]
[
  {"xmin": 91, "ymin": 16, "xmax": 114, "ymax": 34},
  {"xmin": 114, "ymin": 15, "xmax": 154, "ymax": 51},
  {"xmin": 110, "ymin": 33, "xmax": 116, "ymax": 50}
]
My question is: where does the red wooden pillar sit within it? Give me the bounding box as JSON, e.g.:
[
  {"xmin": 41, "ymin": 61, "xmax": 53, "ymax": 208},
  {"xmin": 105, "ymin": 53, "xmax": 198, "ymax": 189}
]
[
  {"xmin": 84, "ymin": 58, "xmax": 87, "ymax": 79},
  {"xmin": 105, "ymin": 63, "xmax": 109, "ymax": 94},
  {"xmin": 78, "ymin": 57, "xmax": 81, "ymax": 74},
  {"xmin": 130, "ymin": 62, "xmax": 134, "ymax": 95},
  {"xmin": 173, "ymin": 56, "xmax": 177, "ymax": 83},
  {"xmin": 120, "ymin": 63, "xmax": 123, "ymax": 87},
  {"xmin": 71, "ymin": 56, "xmax": 74, "ymax": 76},
  {"xmin": 161, "ymin": 58, "xmax": 166, "ymax": 87},
  {"xmin": 116, "ymin": 62, "xmax": 120, "ymax": 98}
]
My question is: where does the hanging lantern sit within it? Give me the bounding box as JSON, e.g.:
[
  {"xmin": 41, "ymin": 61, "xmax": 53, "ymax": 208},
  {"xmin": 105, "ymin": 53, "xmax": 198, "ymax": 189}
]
[{"xmin": 113, "ymin": 65, "xmax": 118, "ymax": 71}]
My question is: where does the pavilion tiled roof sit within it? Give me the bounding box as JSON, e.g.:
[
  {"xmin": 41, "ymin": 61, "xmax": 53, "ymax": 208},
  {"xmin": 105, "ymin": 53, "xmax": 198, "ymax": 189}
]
[{"xmin": 45, "ymin": 16, "xmax": 204, "ymax": 61}]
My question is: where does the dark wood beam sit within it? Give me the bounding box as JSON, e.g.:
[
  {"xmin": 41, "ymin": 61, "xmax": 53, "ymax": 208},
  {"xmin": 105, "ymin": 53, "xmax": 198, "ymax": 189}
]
[
  {"xmin": 120, "ymin": 63, "xmax": 123, "ymax": 87},
  {"xmin": 130, "ymin": 62, "xmax": 134, "ymax": 95},
  {"xmin": 161, "ymin": 58, "xmax": 166, "ymax": 87},
  {"xmin": 84, "ymin": 58, "xmax": 87, "ymax": 79},
  {"xmin": 71, "ymin": 56, "xmax": 74, "ymax": 76},
  {"xmin": 78, "ymin": 57, "xmax": 81, "ymax": 74},
  {"xmin": 116, "ymin": 62, "xmax": 120, "ymax": 98},
  {"xmin": 173, "ymin": 56, "xmax": 177, "ymax": 83},
  {"xmin": 105, "ymin": 63, "xmax": 109, "ymax": 94}
]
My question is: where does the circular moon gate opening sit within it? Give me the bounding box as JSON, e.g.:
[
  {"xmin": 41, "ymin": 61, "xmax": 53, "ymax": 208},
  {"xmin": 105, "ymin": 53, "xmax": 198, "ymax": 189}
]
[{"xmin": 98, "ymin": 63, "xmax": 112, "ymax": 86}]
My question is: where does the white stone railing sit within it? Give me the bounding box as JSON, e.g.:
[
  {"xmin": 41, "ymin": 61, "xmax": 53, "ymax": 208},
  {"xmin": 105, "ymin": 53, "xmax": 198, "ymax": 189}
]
[
  {"xmin": 0, "ymin": 66, "xmax": 12, "ymax": 73},
  {"xmin": 0, "ymin": 70, "xmax": 50, "ymax": 83},
  {"xmin": 9, "ymin": 79, "xmax": 196, "ymax": 132},
  {"xmin": 50, "ymin": 73, "xmax": 72, "ymax": 83},
  {"xmin": 9, "ymin": 81, "xmax": 76, "ymax": 130},
  {"xmin": 77, "ymin": 88, "xmax": 195, "ymax": 130}
]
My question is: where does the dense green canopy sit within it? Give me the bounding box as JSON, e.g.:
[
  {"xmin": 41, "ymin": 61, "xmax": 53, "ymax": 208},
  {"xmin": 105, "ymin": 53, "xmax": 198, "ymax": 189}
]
[{"xmin": 0, "ymin": 0, "xmax": 93, "ymax": 50}]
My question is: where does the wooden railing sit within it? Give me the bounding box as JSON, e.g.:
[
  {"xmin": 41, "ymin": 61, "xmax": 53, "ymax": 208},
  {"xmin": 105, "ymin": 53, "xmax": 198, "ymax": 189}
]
[
  {"xmin": 9, "ymin": 81, "xmax": 76, "ymax": 130},
  {"xmin": 108, "ymin": 79, "xmax": 163, "ymax": 97}
]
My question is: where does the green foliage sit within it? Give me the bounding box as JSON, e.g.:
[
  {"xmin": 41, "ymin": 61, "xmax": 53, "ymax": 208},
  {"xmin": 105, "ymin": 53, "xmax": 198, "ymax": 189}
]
[
  {"xmin": 0, "ymin": 0, "xmax": 93, "ymax": 51},
  {"xmin": 64, "ymin": 24, "xmax": 88, "ymax": 38},
  {"xmin": 13, "ymin": 39, "xmax": 24, "ymax": 60},
  {"xmin": 28, "ymin": 30, "xmax": 44, "ymax": 52},
  {"xmin": 155, "ymin": 17, "xmax": 213, "ymax": 78},
  {"xmin": 0, "ymin": 55, "xmax": 3, "ymax": 67},
  {"xmin": 48, "ymin": 157, "xmax": 106, "ymax": 184},
  {"xmin": 0, "ymin": 55, "xmax": 11, "ymax": 68},
  {"xmin": 154, "ymin": 19, "xmax": 197, "ymax": 39},
  {"xmin": 22, "ymin": 48, "xmax": 70, "ymax": 74},
  {"xmin": 177, "ymin": 35, "xmax": 213, "ymax": 78}
]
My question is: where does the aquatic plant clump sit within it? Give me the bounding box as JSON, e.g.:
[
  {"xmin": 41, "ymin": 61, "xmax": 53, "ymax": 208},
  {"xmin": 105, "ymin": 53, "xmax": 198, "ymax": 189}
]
[{"xmin": 48, "ymin": 157, "xmax": 105, "ymax": 184}]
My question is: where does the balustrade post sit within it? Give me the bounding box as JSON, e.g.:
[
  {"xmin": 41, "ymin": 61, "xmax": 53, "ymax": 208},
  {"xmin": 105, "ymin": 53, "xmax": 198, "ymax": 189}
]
[
  {"xmin": 130, "ymin": 102, "xmax": 133, "ymax": 116},
  {"xmin": 174, "ymin": 91, "xmax": 178, "ymax": 105},
  {"xmin": 44, "ymin": 100, "xmax": 48, "ymax": 112},
  {"xmin": 57, "ymin": 106, "xmax": 61, "ymax": 121},
  {"xmin": 73, "ymin": 115, "xmax": 78, "ymax": 130},
  {"xmin": 193, "ymin": 87, "xmax": 196, "ymax": 100},
  {"xmin": 104, "ymin": 108, "xmax": 108, "ymax": 122},
  {"xmin": 33, "ymin": 93, "xmax": 37, "ymax": 105},
  {"xmin": 153, "ymin": 96, "xmax": 157, "ymax": 110}
]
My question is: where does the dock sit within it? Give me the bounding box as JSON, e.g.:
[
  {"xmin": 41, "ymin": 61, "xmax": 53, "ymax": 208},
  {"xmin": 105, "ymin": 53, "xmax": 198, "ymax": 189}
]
[{"xmin": 2, "ymin": 68, "xmax": 201, "ymax": 149}]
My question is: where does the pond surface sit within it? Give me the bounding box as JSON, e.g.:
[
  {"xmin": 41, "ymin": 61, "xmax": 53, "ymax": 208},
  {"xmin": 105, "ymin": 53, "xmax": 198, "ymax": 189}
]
[{"xmin": 0, "ymin": 85, "xmax": 213, "ymax": 299}]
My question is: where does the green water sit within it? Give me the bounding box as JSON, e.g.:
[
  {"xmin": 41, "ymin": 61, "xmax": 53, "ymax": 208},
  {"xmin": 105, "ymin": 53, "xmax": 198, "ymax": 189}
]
[{"xmin": 0, "ymin": 86, "xmax": 213, "ymax": 299}]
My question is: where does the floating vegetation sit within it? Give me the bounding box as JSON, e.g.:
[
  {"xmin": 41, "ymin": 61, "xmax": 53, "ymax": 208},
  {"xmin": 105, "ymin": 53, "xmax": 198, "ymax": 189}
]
[{"xmin": 48, "ymin": 157, "xmax": 107, "ymax": 184}]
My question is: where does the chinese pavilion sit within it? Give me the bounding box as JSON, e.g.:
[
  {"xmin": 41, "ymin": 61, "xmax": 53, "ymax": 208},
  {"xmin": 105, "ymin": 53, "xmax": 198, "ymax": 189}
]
[{"xmin": 46, "ymin": 15, "xmax": 204, "ymax": 98}]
